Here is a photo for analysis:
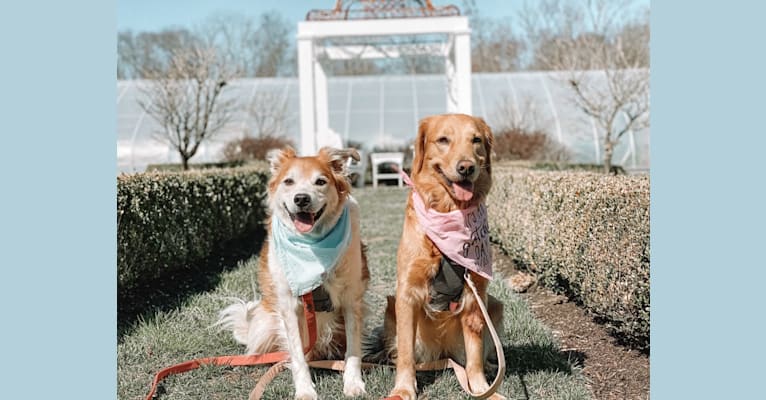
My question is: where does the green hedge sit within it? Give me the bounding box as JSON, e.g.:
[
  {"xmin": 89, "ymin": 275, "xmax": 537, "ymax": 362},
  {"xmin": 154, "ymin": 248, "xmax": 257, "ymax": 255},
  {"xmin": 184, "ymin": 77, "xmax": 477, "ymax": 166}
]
[
  {"xmin": 144, "ymin": 160, "xmax": 247, "ymax": 172},
  {"xmin": 488, "ymin": 164, "xmax": 649, "ymax": 348},
  {"xmin": 117, "ymin": 166, "xmax": 269, "ymax": 297},
  {"xmin": 492, "ymin": 160, "xmax": 626, "ymax": 174}
]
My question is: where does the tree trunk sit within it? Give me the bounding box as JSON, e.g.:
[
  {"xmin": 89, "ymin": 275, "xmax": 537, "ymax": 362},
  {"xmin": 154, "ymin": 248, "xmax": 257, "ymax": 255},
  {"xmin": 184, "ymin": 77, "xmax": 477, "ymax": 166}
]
[
  {"xmin": 182, "ymin": 156, "xmax": 190, "ymax": 171},
  {"xmin": 603, "ymin": 141, "xmax": 614, "ymax": 174}
]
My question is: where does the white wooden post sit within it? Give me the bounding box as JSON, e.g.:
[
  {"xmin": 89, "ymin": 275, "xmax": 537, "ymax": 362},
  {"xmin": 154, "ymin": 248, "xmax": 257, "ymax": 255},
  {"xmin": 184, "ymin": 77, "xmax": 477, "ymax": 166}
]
[
  {"xmin": 314, "ymin": 57, "xmax": 329, "ymax": 141},
  {"xmin": 298, "ymin": 37, "xmax": 316, "ymax": 156},
  {"xmin": 454, "ymin": 31, "xmax": 472, "ymax": 115},
  {"xmin": 445, "ymin": 44, "xmax": 458, "ymax": 113}
]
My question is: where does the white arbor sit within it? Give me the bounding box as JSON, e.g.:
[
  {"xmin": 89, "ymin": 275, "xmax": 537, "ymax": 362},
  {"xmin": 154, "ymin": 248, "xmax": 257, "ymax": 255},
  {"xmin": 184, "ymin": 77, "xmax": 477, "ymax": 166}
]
[{"xmin": 297, "ymin": 2, "xmax": 472, "ymax": 155}]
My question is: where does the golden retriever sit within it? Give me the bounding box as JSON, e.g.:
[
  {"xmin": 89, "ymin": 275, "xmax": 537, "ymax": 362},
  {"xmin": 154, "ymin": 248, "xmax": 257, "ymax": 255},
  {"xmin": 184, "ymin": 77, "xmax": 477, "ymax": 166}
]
[
  {"xmin": 218, "ymin": 147, "xmax": 369, "ymax": 400},
  {"xmin": 375, "ymin": 114, "xmax": 505, "ymax": 400}
]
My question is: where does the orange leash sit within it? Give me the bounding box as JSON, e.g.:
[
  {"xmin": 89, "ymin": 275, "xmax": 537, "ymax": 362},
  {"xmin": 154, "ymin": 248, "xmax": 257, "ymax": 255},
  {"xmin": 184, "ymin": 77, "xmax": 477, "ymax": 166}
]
[
  {"xmin": 145, "ymin": 277, "xmax": 504, "ymax": 399},
  {"xmin": 144, "ymin": 293, "xmax": 317, "ymax": 400},
  {"xmin": 269, "ymin": 274, "xmax": 506, "ymax": 400},
  {"xmin": 249, "ymin": 360, "xmax": 288, "ymax": 400}
]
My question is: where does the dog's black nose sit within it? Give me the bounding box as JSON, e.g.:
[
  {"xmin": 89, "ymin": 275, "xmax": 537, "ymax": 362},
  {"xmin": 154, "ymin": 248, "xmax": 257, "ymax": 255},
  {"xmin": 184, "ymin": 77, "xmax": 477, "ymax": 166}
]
[
  {"xmin": 457, "ymin": 160, "xmax": 476, "ymax": 178},
  {"xmin": 294, "ymin": 193, "xmax": 311, "ymax": 208}
]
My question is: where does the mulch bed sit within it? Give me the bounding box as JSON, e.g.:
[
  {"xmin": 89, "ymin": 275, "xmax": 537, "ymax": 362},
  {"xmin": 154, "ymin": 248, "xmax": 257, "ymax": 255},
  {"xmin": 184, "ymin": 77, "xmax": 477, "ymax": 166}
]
[{"xmin": 493, "ymin": 247, "xmax": 649, "ymax": 400}]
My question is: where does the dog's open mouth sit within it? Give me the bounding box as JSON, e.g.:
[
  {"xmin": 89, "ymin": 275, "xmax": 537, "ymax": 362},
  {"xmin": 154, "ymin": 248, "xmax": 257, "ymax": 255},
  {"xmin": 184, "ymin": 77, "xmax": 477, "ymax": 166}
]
[
  {"xmin": 452, "ymin": 180, "xmax": 474, "ymax": 201},
  {"xmin": 436, "ymin": 166, "xmax": 475, "ymax": 202},
  {"xmin": 285, "ymin": 204, "xmax": 325, "ymax": 233}
]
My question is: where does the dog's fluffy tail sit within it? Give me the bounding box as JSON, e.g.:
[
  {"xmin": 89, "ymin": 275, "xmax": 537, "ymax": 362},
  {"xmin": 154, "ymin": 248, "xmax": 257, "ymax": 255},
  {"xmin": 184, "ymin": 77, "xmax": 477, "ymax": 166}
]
[
  {"xmin": 216, "ymin": 299, "xmax": 283, "ymax": 354},
  {"xmin": 216, "ymin": 299, "xmax": 257, "ymax": 345}
]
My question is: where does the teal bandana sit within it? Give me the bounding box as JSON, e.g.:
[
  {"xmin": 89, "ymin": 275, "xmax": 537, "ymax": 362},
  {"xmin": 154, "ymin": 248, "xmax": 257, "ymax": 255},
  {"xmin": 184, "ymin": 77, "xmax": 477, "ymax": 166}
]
[{"xmin": 272, "ymin": 203, "xmax": 352, "ymax": 296}]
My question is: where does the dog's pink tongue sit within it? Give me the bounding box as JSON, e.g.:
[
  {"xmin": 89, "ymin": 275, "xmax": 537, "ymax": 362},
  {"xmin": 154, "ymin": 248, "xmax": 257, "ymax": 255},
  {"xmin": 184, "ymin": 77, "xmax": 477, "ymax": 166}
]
[
  {"xmin": 293, "ymin": 213, "xmax": 315, "ymax": 233},
  {"xmin": 453, "ymin": 182, "xmax": 474, "ymax": 201}
]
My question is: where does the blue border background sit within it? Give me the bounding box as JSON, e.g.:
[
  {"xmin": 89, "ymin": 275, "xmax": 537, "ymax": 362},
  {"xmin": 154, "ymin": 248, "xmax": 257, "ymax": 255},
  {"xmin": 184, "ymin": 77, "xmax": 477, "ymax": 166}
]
[
  {"xmin": 0, "ymin": 1, "xmax": 116, "ymax": 399},
  {"xmin": 1, "ymin": 1, "xmax": 764, "ymax": 399},
  {"xmin": 652, "ymin": 1, "xmax": 766, "ymax": 399}
]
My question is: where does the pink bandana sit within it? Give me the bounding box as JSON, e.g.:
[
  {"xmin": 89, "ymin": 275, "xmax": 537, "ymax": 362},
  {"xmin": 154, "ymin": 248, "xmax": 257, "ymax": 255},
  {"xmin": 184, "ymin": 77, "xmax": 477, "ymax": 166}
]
[{"xmin": 400, "ymin": 171, "xmax": 493, "ymax": 280}]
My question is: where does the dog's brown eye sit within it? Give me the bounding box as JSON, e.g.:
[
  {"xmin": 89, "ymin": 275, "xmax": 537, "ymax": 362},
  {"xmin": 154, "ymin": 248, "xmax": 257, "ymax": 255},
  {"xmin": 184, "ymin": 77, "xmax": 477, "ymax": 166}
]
[
  {"xmin": 472, "ymin": 137, "xmax": 482, "ymax": 144},
  {"xmin": 436, "ymin": 137, "xmax": 450, "ymax": 145},
  {"xmin": 315, "ymin": 178, "xmax": 327, "ymax": 186},
  {"xmin": 283, "ymin": 178, "xmax": 294, "ymax": 186}
]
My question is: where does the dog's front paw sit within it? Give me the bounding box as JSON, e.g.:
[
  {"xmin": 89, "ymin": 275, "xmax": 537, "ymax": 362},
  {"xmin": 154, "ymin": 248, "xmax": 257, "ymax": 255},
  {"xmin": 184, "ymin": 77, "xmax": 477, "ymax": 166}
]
[
  {"xmin": 342, "ymin": 376, "xmax": 366, "ymax": 397},
  {"xmin": 294, "ymin": 387, "xmax": 318, "ymax": 400},
  {"xmin": 342, "ymin": 356, "xmax": 366, "ymax": 397},
  {"xmin": 388, "ymin": 386, "xmax": 416, "ymax": 400}
]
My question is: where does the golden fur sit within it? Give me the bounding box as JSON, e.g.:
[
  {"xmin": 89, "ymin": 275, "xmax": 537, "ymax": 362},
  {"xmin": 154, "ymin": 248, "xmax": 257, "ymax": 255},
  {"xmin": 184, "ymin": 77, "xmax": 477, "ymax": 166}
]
[
  {"xmin": 218, "ymin": 147, "xmax": 370, "ymax": 400},
  {"xmin": 384, "ymin": 114, "xmax": 505, "ymax": 400}
]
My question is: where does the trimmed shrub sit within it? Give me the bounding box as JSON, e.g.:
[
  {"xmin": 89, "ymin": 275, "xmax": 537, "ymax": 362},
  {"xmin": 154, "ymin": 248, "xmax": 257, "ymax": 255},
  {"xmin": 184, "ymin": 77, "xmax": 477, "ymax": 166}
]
[
  {"xmin": 117, "ymin": 165, "xmax": 269, "ymax": 298},
  {"xmin": 494, "ymin": 160, "xmax": 626, "ymax": 175},
  {"xmin": 488, "ymin": 163, "xmax": 649, "ymax": 348},
  {"xmin": 145, "ymin": 160, "xmax": 246, "ymax": 172},
  {"xmin": 221, "ymin": 134, "xmax": 295, "ymax": 162},
  {"xmin": 493, "ymin": 127, "xmax": 571, "ymax": 162}
]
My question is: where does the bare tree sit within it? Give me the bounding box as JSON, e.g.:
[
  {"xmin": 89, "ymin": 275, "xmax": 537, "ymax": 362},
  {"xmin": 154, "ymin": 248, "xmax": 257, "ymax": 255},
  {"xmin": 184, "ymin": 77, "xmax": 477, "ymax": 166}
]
[
  {"xmin": 520, "ymin": 0, "xmax": 649, "ymax": 173},
  {"xmin": 198, "ymin": 11, "xmax": 293, "ymax": 77},
  {"xmin": 119, "ymin": 11, "xmax": 294, "ymax": 79},
  {"xmin": 247, "ymin": 91, "xmax": 289, "ymax": 138},
  {"xmin": 491, "ymin": 96, "xmax": 549, "ymax": 133},
  {"xmin": 251, "ymin": 11, "xmax": 294, "ymax": 77},
  {"xmin": 471, "ymin": 18, "xmax": 525, "ymax": 72},
  {"xmin": 491, "ymin": 96, "xmax": 571, "ymax": 162},
  {"xmin": 139, "ymin": 47, "xmax": 239, "ymax": 170},
  {"xmin": 117, "ymin": 28, "xmax": 199, "ymax": 79},
  {"xmin": 616, "ymin": 9, "xmax": 650, "ymax": 68},
  {"xmin": 196, "ymin": 12, "xmax": 259, "ymax": 76},
  {"xmin": 221, "ymin": 92, "xmax": 292, "ymax": 162},
  {"xmin": 397, "ymin": 40, "xmax": 445, "ymax": 74},
  {"xmin": 459, "ymin": 0, "xmax": 524, "ymax": 73}
]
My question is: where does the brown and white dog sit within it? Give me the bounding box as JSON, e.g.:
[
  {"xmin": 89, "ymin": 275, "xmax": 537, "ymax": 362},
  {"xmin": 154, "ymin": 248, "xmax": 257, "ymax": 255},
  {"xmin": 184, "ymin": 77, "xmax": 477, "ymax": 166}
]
[
  {"xmin": 218, "ymin": 147, "xmax": 369, "ymax": 400},
  {"xmin": 368, "ymin": 114, "xmax": 505, "ymax": 400}
]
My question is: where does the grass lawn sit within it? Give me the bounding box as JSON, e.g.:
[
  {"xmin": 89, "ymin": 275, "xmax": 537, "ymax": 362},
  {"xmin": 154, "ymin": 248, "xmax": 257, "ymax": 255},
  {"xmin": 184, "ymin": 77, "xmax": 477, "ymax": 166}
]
[{"xmin": 118, "ymin": 187, "xmax": 592, "ymax": 400}]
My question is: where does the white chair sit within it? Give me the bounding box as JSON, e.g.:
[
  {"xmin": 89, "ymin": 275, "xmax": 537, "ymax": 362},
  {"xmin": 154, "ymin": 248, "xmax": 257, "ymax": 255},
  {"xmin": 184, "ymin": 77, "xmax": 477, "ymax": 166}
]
[
  {"xmin": 346, "ymin": 149, "xmax": 366, "ymax": 188},
  {"xmin": 370, "ymin": 152, "xmax": 404, "ymax": 188}
]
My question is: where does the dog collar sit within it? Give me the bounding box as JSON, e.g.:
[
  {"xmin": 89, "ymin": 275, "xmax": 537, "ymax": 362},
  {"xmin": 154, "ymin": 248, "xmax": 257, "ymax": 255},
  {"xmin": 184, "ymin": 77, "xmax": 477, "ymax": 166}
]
[
  {"xmin": 399, "ymin": 170, "xmax": 493, "ymax": 280},
  {"xmin": 272, "ymin": 203, "xmax": 352, "ymax": 296}
]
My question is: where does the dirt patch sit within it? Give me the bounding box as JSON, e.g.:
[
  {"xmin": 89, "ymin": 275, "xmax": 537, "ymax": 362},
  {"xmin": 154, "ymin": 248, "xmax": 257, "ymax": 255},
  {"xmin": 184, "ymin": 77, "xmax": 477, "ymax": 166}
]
[{"xmin": 494, "ymin": 247, "xmax": 649, "ymax": 400}]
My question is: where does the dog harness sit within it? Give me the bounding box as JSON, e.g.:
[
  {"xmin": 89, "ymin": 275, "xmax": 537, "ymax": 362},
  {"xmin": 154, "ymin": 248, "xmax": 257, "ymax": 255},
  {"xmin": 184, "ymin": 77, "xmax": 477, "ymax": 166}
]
[
  {"xmin": 311, "ymin": 284, "xmax": 334, "ymax": 312},
  {"xmin": 272, "ymin": 203, "xmax": 351, "ymax": 296},
  {"xmin": 428, "ymin": 256, "xmax": 466, "ymax": 312}
]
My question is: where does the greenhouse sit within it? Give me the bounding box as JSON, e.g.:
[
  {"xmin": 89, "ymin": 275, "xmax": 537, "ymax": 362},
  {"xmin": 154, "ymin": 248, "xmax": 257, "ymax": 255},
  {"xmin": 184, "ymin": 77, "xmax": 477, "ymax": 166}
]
[{"xmin": 117, "ymin": 70, "xmax": 650, "ymax": 174}]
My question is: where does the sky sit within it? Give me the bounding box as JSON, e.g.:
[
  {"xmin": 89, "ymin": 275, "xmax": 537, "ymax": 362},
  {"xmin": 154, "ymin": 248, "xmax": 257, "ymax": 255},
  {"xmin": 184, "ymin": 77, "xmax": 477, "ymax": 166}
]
[{"xmin": 118, "ymin": 0, "xmax": 536, "ymax": 33}]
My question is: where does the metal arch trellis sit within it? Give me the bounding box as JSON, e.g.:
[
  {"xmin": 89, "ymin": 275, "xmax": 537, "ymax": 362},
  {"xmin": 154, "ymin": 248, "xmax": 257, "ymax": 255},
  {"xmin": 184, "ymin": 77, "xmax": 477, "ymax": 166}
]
[{"xmin": 306, "ymin": 0, "xmax": 460, "ymax": 21}]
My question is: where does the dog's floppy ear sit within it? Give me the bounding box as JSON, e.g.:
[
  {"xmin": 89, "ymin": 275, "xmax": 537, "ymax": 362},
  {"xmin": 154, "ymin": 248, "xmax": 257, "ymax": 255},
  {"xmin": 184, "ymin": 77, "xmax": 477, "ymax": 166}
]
[
  {"xmin": 473, "ymin": 117, "xmax": 494, "ymax": 174},
  {"xmin": 318, "ymin": 146, "xmax": 360, "ymax": 175},
  {"xmin": 412, "ymin": 116, "xmax": 434, "ymax": 176},
  {"xmin": 318, "ymin": 147, "xmax": 359, "ymax": 196},
  {"xmin": 266, "ymin": 146, "xmax": 296, "ymax": 175}
]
